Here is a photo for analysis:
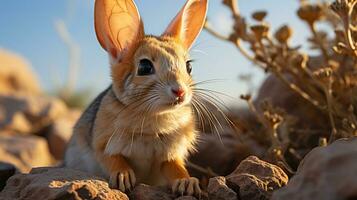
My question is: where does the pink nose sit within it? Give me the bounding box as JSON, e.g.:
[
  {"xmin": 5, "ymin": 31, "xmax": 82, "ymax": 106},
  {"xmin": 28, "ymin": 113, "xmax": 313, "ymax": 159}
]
[{"xmin": 172, "ymin": 88, "xmax": 185, "ymax": 98}]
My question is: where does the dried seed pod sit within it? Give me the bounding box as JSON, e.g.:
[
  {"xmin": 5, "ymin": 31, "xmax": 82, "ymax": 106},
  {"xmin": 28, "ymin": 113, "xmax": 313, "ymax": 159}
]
[
  {"xmin": 330, "ymin": 0, "xmax": 350, "ymax": 19},
  {"xmin": 233, "ymin": 17, "xmax": 248, "ymax": 39},
  {"xmin": 319, "ymin": 137, "xmax": 328, "ymax": 147},
  {"xmin": 313, "ymin": 67, "xmax": 333, "ymax": 80},
  {"xmin": 264, "ymin": 111, "xmax": 284, "ymax": 129},
  {"xmin": 251, "ymin": 23, "xmax": 270, "ymax": 40},
  {"xmin": 333, "ymin": 42, "xmax": 349, "ymax": 54},
  {"xmin": 327, "ymin": 60, "xmax": 340, "ymax": 71},
  {"xmin": 240, "ymin": 94, "xmax": 252, "ymax": 101},
  {"xmin": 291, "ymin": 53, "xmax": 309, "ymax": 69},
  {"xmin": 252, "ymin": 11, "xmax": 267, "ymax": 21},
  {"xmin": 254, "ymin": 50, "xmax": 267, "ymax": 62},
  {"xmin": 297, "ymin": 4, "xmax": 323, "ymax": 25},
  {"xmin": 223, "ymin": 0, "xmax": 239, "ymax": 15},
  {"xmin": 275, "ymin": 25, "xmax": 293, "ymax": 44}
]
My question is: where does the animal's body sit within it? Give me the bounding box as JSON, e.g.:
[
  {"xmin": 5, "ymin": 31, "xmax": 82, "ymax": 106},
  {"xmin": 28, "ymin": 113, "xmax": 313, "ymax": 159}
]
[{"xmin": 64, "ymin": 0, "xmax": 208, "ymax": 196}]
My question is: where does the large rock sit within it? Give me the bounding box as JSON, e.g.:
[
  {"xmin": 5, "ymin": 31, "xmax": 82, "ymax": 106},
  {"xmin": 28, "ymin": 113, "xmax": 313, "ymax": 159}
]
[
  {"xmin": 45, "ymin": 109, "xmax": 81, "ymax": 159},
  {"xmin": 207, "ymin": 176, "xmax": 237, "ymax": 200},
  {"xmin": 0, "ymin": 167, "xmax": 128, "ymax": 200},
  {"xmin": 0, "ymin": 49, "xmax": 41, "ymax": 95},
  {"xmin": 226, "ymin": 156, "xmax": 288, "ymax": 200},
  {"xmin": 175, "ymin": 196, "xmax": 197, "ymax": 200},
  {"xmin": 0, "ymin": 94, "xmax": 67, "ymax": 135},
  {"xmin": 0, "ymin": 134, "xmax": 54, "ymax": 172},
  {"xmin": 255, "ymin": 75, "xmax": 328, "ymax": 130},
  {"xmin": 0, "ymin": 162, "xmax": 16, "ymax": 191},
  {"xmin": 129, "ymin": 184, "xmax": 173, "ymax": 200},
  {"xmin": 272, "ymin": 137, "xmax": 357, "ymax": 200}
]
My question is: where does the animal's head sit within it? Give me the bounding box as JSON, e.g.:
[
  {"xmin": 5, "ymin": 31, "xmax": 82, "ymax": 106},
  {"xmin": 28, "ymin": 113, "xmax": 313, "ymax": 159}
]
[{"xmin": 95, "ymin": 0, "xmax": 208, "ymax": 114}]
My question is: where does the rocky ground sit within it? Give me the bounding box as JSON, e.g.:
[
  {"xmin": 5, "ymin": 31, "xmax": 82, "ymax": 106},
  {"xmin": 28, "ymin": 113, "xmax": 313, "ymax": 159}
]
[
  {"xmin": 1, "ymin": 49, "xmax": 357, "ymax": 200},
  {"xmin": 0, "ymin": 155, "xmax": 289, "ymax": 200}
]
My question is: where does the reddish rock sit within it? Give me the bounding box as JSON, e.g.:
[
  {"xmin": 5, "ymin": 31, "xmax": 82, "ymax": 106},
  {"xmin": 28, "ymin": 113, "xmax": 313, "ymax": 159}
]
[
  {"xmin": 0, "ymin": 162, "xmax": 16, "ymax": 191},
  {"xmin": 0, "ymin": 49, "xmax": 42, "ymax": 95},
  {"xmin": 226, "ymin": 156, "xmax": 288, "ymax": 200},
  {"xmin": 46, "ymin": 110, "xmax": 81, "ymax": 159},
  {"xmin": 0, "ymin": 94, "xmax": 67, "ymax": 135},
  {"xmin": 207, "ymin": 176, "xmax": 237, "ymax": 200},
  {"xmin": 0, "ymin": 167, "xmax": 128, "ymax": 200},
  {"xmin": 0, "ymin": 134, "xmax": 54, "ymax": 172},
  {"xmin": 175, "ymin": 196, "xmax": 198, "ymax": 200},
  {"xmin": 272, "ymin": 137, "xmax": 357, "ymax": 200},
  {"xmin": 129, "ymin": 184, "xmax": 173, "ymax": 200}
]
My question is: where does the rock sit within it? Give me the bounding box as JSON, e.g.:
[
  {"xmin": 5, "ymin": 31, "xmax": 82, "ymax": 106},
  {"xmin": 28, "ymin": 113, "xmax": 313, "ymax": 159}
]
[
  {"xmin": 46, "ymin": 110, "xmax": 81, "ymax": 159},
  {"xmin": 129, "ymin": 184, "xmax": 173, "ymax": 200},
  {"xmin": 0, "ymin": 167, "xmax": 128, "ymax": 200},
  {"xmin": 0, "ymin": 162, "xmax": 16, "ymax": 191},
  {"xmin": 207, "ymin": 176, "xmax": 237, "ymax": 200},
  {"xmin": 272, "ymin": 137, "xmax": 357, "ymax": 200},
  {"xmin": 226, "ymin": 156, "xmax": 288, "ymax": 200},
  {"xmin": 255, "ymin": 74, "xmax": 328, "ymax": 130},
  {"xmin": 175, "ymin": 196, "xmax": 198, "ymax": 200},
  {"xmin": 0, "ymin": 134, "xmax": 54, "ymax": 172},
  {"xmin": 0, "ymin": 94, "xmax": 67, "ymax": 135},
  {"xmin": 0, "ymin": 49, "xmax": 42, "ymax": 95}
]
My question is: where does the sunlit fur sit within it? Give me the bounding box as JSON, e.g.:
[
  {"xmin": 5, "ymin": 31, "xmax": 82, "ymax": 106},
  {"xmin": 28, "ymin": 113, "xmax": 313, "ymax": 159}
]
[
  {"xmin": 65, "ymin": 36, "xmax": 198, "ymax": 186},
  {"xmin": 64, "ymin": 0, "xmax": 235, "ymax": 193},
  {"xmin": 112, "ymin": 36, "xmax": 193, "ymax": 114}
]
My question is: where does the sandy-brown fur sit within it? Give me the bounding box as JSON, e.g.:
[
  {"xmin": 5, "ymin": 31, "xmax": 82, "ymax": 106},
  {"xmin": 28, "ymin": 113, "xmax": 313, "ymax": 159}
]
[
  {"xmin": 66, "ymin": 0, "xmax": 208, "ymax": 194},
  {"xmin": 65, "ymin": 36, "xmax": 197, "ymax": 186}
]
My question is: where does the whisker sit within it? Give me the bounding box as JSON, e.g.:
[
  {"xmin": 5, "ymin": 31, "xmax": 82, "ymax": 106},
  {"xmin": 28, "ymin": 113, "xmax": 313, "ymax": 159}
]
[
  {"xmin": 191, "ymin": 101, "xmax": 206, "ymax": 133},
  {"xmin": 192, "ymin": 97, "xmax": 221, "ymax": 141},
  {"xmin": 194, "ymin": 92, "xmax": 238, "ymax": 133},
  {"xmin": 194, "ymin": 96, "xmax": 224, "ymax": 143},
  {"xmin": 190, "ymin": 79, "xmax": 226, "ymax": 87},
  {"xmin": 193, "ymin": 88, "xmax": 236, "ymax": 100},
  {"xmin": 193, "ymin": 91, "xmax": 230, "ymax": 110},
  {"xmin": 129, "ymin": 127, "xmax": 136, "ymax": 154}
]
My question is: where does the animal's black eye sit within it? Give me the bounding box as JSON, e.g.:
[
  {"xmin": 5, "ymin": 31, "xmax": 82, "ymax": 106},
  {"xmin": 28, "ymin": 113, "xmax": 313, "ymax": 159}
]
[
  {"xmin": 186, "ymin": 60, "xmax": 193, "ymax": 75},
  {"xmin": 137, "ymin": 59, "xmax": 155, "ymax": 76}
]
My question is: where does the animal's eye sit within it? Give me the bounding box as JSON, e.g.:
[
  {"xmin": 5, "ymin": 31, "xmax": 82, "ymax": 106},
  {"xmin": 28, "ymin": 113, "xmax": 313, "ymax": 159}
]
[
  {"xmin": 186, "ymin": 60, "xmax": 193, "ymax": 75},
  {"xmin": 137, "ymin": 59, "xmax": 155, "ymax": 76}
]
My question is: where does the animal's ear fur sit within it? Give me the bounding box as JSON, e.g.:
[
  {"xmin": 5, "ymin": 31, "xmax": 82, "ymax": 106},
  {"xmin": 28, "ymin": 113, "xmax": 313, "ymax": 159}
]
[
  {"xmin": 95, "ymin": 0, "xmax": 144, "ymax": 60},
  {"xmin": 163, "ymin": 0, "xmax": 208, "ymax": 50}
]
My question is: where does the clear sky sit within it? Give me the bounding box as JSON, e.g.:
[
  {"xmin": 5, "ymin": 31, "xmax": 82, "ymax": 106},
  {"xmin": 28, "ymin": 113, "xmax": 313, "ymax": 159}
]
[{"xmin": 0, "ymin": 0, "xmax": 316, "ymax": 105}]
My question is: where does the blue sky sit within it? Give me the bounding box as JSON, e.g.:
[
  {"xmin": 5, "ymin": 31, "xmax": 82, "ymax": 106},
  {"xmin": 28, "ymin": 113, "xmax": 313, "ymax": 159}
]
[{"xmin": 0, "ymin": 0, "xmax": 314, "ymax": 105}]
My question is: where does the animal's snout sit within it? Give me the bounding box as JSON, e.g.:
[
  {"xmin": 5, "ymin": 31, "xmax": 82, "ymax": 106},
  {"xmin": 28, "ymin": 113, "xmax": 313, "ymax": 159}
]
[{"xmin": 171, "ymin": 88, "xmax": 185, "ymax": 98}]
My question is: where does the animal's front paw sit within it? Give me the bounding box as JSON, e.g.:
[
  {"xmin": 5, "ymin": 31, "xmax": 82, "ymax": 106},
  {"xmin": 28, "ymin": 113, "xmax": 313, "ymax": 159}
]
[
  {"xmin": 172, "ymin": 177, "xmax": 201, "ymax": 197},
  {"xmin": 109, "ymin": 169, "xmax": 136, "ymax": 192}
]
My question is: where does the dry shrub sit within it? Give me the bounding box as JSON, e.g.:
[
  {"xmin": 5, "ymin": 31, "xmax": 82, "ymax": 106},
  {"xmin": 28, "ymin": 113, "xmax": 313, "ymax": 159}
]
[{"xmin": 205, "ymin": 0, "xmax": 357, "ymax": 171}]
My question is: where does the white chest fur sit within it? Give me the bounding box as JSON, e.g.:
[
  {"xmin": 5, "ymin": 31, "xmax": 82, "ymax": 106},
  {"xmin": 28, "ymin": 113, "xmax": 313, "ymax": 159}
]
[{"xmin": 103, "ymin": 108, "xmax": 197, "ymax": 185}]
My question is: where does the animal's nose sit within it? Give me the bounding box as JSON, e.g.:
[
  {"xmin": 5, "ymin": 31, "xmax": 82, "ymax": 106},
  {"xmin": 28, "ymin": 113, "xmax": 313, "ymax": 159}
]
[{"xmin": 171, "ymin": 88, "xmax": 185, "ymax": 98}]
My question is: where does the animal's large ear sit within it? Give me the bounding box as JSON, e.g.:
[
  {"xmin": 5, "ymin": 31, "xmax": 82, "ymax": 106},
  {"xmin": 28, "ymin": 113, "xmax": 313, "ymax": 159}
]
[
  {"xmin": 163, "ymin": 0, "xmax": 208, "ymax": 50},
  {"xmin": 95, "ymin": 0, "xmax": 144, "ymax": 59}
]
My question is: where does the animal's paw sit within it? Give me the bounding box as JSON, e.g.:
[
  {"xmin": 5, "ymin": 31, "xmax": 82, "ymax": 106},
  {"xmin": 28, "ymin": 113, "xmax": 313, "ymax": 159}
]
[
  {"xmin": 109, "ymin": 169, "xmax": 136, "ymax": 192},
  {"xmin": 172, "ymin": 177, "xmax": 201, "ymax": 197}
]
